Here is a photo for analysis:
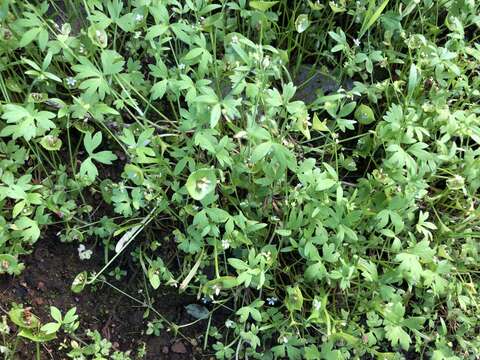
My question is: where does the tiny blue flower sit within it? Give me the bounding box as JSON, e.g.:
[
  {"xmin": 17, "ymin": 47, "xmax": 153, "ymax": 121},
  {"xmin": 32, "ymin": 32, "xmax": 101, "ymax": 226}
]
[
  {"xmin": 66, "ymin": 77, "xmax": 76, "ymax": 87},
  {"xmin": 266, "ymin": 297, "xmax": 277, "ymax": 306},
  {"xmin": 201, "ymin": 297, "xmax": 211, "ymax": 304}
]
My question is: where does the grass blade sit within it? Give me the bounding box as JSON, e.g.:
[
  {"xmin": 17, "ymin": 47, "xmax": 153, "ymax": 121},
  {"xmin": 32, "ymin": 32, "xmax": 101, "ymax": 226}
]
[{"xmin": 359, "ymin": 0, "xmax": 390, "ymax": 39}]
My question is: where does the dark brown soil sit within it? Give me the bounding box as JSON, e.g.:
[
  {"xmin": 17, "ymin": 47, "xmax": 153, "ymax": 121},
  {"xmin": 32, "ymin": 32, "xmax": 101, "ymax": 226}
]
[{"xmin": 0, "ymin": 237, "xmax": 215, "ymax": 359}]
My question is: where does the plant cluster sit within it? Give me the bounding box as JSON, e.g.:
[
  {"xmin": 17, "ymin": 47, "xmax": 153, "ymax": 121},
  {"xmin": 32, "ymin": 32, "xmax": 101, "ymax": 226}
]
[
  {"xmin": 0, "ymin": 304, "xmax": 136, "ymax": 360},
  {"xmin": 1, "ymin": 0, "xmax": 480, "ymax": 359}
]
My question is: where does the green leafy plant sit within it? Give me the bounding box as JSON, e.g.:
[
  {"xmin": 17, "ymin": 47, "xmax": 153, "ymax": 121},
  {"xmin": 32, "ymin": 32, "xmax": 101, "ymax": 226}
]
[
  {"xmin": 1, "ymin": 0, "xmax": 480, "ymax": 358},
  {"xmin": 79, "ymin": 132, "xmax": 117, "ymax": 183}
]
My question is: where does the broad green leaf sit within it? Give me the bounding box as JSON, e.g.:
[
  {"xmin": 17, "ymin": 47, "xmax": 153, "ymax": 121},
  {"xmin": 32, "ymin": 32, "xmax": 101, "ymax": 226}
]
[
  {"xmin": 84, "ymin": 132, "xmax": 102, "ymax": 155},
  {"xmin": 101, "ymin": 50, "xmax": 124, "ymax": 75},
  {"xmin": 316, "ymin": 178, "xmax": 336, "ymax": 191},
  {"xmin": 145, "ymin": 24, "xmax": 168, "ymax": 41},
  {"xmin": 304, "ymin": 262, "xmax": 326, "ymax": 282},
  {"xmin": 385, "ymin": 324, "xmax": 410, "ymax": 350},
  {"xmin": 286, "ymin": 285, "xmax": 303, "ymax": 312},
  {"xmin": 50, "ymin": 307, "xmax": 62, "ymax": 322},
  {"xmin": 64, "ymin": 308, "xmax": 78, "ymax": 324},
  {"xmin": 14, "ymin": 217, "xmax": 40, "ymax": 243},
  {"xmin": 184, "ymin": 47, "xmax": 204, "ymax": 61},
  {"xmin": 79, "ymin": 158, "xmax": 98, "ymax": 181},
  {"xmin": 124, "ymin": 164, "xmax": 144, "ymax": 185},
  {"xmin": 186, "ymin": 169, "xmax": 217, "ymax": 200},
  {"xmin": 74, "ymin": 121, "xmax": 95, "ymax": 134},
  {"xmin": 210, "ymin": 103, "xmax": 221, "ymax": 128},
  {"xmin": 251, "ymin": 142, "xmax": 272, "ymax": 162},
  {"xmin": 71, "ymin": 271, "xmax": 88, "ymax": 293},
  {"xmin": 295, "ymin": 14, "xmax": 310, "ymax": 33},
  {"xmin": 312, "ymin": 113, "xmax": 329, "ymax": 131},
  {"xmin": 250, "ymin": 1, "xmax": 278, "ymax": 11},
  {"xmin": 92, "ymin": 150, "xmax": 117, "ymax": 164},
  {"xmin": 0, "ymin": 254, "xmax": 24, "ymax": 275},
  {"xmin": 148, "ymin": 267, "xmax": 160, "ymax": 289},
  {"xmin": 151, "ymin": 80, "xmax": 168, "ymax": 100},
  {"xmin": 354, "ymin": 104, "xmax": 375, "ymax": 125},
  {"xmin": 19, "ymin": 328, "xmax": 56, "ymax": 342},
  {"xmin": 0, "ymin": 104, "xmax": 55, "ymax": 141},
  {"xmin": 19, "ymin": 27, "xmax": 41, "ymax": 47},
  {"xmin": 9, "ymin": 308, "xmax": 40, "ymax": 329},
  {"xmin": 88, "ymin": 25, "xmax": 108, "ymax": 48},
  {"xmin": 40, "ymin": 322, "xmax": 61, "ymax": 334}
]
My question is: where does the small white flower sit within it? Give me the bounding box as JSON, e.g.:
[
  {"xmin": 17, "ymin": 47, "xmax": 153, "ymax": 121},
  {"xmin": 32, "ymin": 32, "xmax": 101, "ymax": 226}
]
[
  {"xmin": 261, "ymin": 251, "xmax": 272, "ymax": 261},
  {"xmin": 353, "ymin": 38, "xmax": 361, "ymax": 47},
  {"xmin": 221, "ymin": 239, "xmax": 230, "ymax": 250},
  {"xmin": 266, "ymin": 296, "xmax": 277, "ymax": 306},
  {"xmin": 0, "ymin": 316, "xmax": 10, "ymax": 335},
  {"xmin": 178, "ymin": 63, "xmax": 186, "ymax": 70},
  {"xmin": 135, "ymin": 14, "xmax": 144, "ymax": 22},
  {"xmin": 225, "ymin": 319, "xmax": 235, "ymax": 328},
  {"xmin": 212, "ymin": 284, "xmax": 221, "ymax": 296},
  {"xmin": 281, "ymin": 336, "xmax": 288, "ymax": 344},
  {"xmin": 197, "ymin": 177, "xmax": 211, "ymax": 192},
  {"xmin": 77, "ymin": 244, "xmax": 93, "ymax": 260},
  {"xmin": 231, "ymin": 35, "xmax": 239, "ymax": 44},
  {"xmin": 66, "ymin": 77, "xmax": 76, "ymax": 87},
  {"xmin": 262, "ymin": 56, "xmax": 270, "ymax": 68},
  {"xmin": 313, "ymin": 298, "xmax": 322, "ymax": 311},
  {"xmin": 234, "ymin": 130, "xmax": 247, "ymax": 139}
]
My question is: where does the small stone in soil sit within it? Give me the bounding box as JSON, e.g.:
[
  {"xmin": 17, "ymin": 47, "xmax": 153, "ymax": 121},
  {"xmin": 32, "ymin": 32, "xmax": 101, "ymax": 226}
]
[
  {"xmin": 171, "ymin": 341, "xmax": 187, "ymax": 354},
  {"xmin": 33, "ymin": 297, "xmax": 44, "ymax": 305}
]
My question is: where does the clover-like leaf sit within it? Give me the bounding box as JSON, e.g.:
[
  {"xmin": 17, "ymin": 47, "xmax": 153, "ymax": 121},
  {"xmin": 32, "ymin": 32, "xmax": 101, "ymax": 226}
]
[
  {"xmin": 71, "ymin": 271, "xmax": 88, "ymax": 293},
  {"xmin": 354, "ymin": 104, "xmax": 375, "ymax": 125},
  {"xmin": 9, "ymin": 308, "xmax": 40, "ymax": 329},
  {"xmin": 40, "ymin": 322, "xmax": 61, "ymax": 335},
  {"xmin": 19, "ymin": 328, "xmax": 56, "ymax": 343},
  {"xmin": 40, "ymin": 134, "xmax": 62, "ymax": 151},
  {"xmin": 0, "ymin": 254, "xmax": 24, "ymax": 275},
  {"xmin": 186, "ymin": 169, "xmax": 217, "ymax": 201},
  {"xmin": 88, "ymin": 25, "xmax": 108, "ymax": 48}
]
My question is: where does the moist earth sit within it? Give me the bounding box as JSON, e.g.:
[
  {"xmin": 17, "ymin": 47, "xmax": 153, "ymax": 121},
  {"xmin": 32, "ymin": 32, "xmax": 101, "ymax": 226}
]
[{"xmin": 0, "ymin": 236, "xmax": 215, "ymax": 359}]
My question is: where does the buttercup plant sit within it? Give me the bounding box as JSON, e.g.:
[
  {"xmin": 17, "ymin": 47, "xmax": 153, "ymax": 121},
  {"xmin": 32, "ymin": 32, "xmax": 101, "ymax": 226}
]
[{"xmin": 0, "ymin": 0, "xmax": 480, "ymax": 358}]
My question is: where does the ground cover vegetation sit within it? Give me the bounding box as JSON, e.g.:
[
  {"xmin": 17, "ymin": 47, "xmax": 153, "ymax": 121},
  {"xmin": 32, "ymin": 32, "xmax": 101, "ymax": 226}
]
[{"xmin": 0, "ymin": 0, "xmax": 480, "ymax": 358}]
